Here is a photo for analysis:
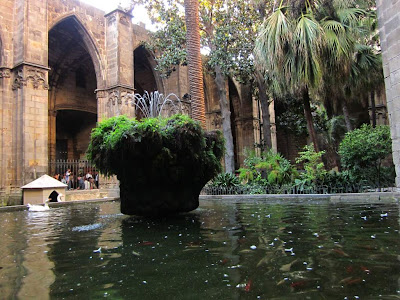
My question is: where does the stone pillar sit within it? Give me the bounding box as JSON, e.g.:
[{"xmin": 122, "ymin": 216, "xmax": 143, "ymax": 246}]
[
  {"xmin": 269, "ymin": 99, "xmax": 277, "ymax": 153},
  {"xmin": 377, "ymin": 0, "xmax": 400, "ymax": 187},
  {"xmin": 102, "ymin": 8, "xmax": 135, "ymax": 120},
  {"xmin": 48, "ymin": 109, "xmax": 57, "ymax": 167},
  {"xmin": 0, "ymin": 68, "xmax": 12, "ymax": 200},
  {"xmin": 12, "ymin": 64, "xmax": 49, "ymax": 186},
  {"xmin": 10, "ymin": 0, "xmax": 49, "ymax": 188}
]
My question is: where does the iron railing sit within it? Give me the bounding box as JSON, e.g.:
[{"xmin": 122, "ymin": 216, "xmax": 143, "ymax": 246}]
[
  {"xmin": 49, "ymin": 160, "xmax": 119, "ymax": 190},
  {"xmin": 200, "ymin": 184, "xmax": 395, "ymax": 195}
]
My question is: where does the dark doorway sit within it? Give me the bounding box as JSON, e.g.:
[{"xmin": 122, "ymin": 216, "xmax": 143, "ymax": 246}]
[
  {"xmin": 49, "ymin": 17, "xmax": 98, "ymax": 160},
  {"xmin": 48, "ymin": 190, "xmax": 59, "ymax": 202},
  {"xmin": 134, "ymin": 45, "xmax": 158, "ymax": 96}
]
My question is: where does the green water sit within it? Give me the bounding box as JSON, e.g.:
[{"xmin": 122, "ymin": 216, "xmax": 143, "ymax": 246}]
[{"xmin": 0, "ymin": 200, "xmax": 399, "ymax": 299}]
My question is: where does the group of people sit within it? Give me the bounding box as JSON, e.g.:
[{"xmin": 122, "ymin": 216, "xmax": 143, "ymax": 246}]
[{"xmin": 54, "ymin": 169, "xmax": 99, "ymax": 190}]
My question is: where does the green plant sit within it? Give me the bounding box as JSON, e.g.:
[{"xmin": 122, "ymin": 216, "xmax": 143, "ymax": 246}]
[
  {"xmin": 87, "ymin": 114, "xmax": 225, "ymax": 215},
  {"xmin": 256, "ymin": 150, "xmax": 297, "ymax": 186},
  {"xmin": 338, "ymin": 124, "xmax": 394, "ymax": 188},
  {"xmin": 211, "ymin": 173, "xmax": 240, "ymax": 188},
  {"xmin": 295, "ymin": 144, "xmax": 327, "ymax": 186}
]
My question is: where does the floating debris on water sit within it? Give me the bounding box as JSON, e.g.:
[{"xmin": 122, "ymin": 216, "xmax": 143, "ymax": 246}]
[
  {"xmin": 132, "ymin": 251, "xmax": 140, "ymax": 256},
  {"xmin": 72, "ymin": 223, "xmax": 102, "ymax": 232}
]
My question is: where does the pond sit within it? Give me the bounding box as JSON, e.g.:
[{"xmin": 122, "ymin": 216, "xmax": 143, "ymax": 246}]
[{"xmin": 0, "ymin": 199, "xmax": 399, "ymax": 299}]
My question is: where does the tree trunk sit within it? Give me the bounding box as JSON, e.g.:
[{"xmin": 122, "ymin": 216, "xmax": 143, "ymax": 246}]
[
  {"xmin": 370, "ymin": 91, "xmax": 376, "ymax": 128},
  {"xmin": 255, "ymin": 70, "xmax": 272, "ymax": 150},
  {"xmin": 215, "ymin": 65, "xmax": 235, "ymax": 173},
  {"xmin": 302, "ymin": 88, "xmax": 319, "ymax": 152},
  {"xmin": 184, "ymin": 0, "xmax": 206, "ymax": 129},
  {"xmin": 342, "ymin": 101, "xmax": 352, "ymax": 131}
]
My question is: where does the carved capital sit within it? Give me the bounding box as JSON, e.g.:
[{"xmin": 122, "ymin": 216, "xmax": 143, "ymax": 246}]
[
  {"xmin": 95, "ymin": 89, "xmax": 108, "ymax": 99},
  {"xmin": 12, "ymin": 68, "xmax": 25, "ymax": 90},
  {"xmin": 0, "ymin": 68, "xmax": 11, "ymax": 78},
  {"xmin": 108, "ymin": 90, "xmax": 122, "ymax": 106},
  {"xmin": 106, "ymin": 86, "xmax": 135, "ymax": 107},
  {"xmin": 26, "ymin": 68, "xmax": 49, "ymax": 90},
  {"xmin": 12, "ymin": 66, "xmax": 49, "ymax": 90}
]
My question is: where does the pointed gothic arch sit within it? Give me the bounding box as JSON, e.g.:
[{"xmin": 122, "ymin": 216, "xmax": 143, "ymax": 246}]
[
  {"xmin": 49, "ymin": 15, "xmax": 105, "ymax": 89},
  {"xmin": 133, "ymin": 45, "xmax": 164, "ymax": 95},
  {"xmin": 48, "ymin": 16, "xmax": 101, "ymax": 161}
]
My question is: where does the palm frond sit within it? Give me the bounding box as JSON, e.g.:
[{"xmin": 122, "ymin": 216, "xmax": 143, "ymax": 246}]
[
  {"xmin": 255, "ymin": 6, "xmax": 291, "ymax": 69},
  {"xmin": 293, "ymin": 12, "xmax": 323, "ymax": 88}
]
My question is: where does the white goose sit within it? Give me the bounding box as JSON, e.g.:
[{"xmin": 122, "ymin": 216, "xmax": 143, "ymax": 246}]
[
  {"xmin": 27, "ymin": 201, "xmax": 50, "ymax": 212},
  {"xmin": 57, "ymin": 193, "xmax": 64, "ymax": 202}
]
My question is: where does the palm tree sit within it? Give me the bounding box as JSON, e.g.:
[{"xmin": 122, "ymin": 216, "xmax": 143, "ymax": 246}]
[
  {"xmin": 184, "ymin": 0, "xmax": 206, "ymax": 129},
  {"xmin": 255, "ymin": 4, "xmax": 323, "ymax": 151},
  {"xmin": 317, "ymin": 0, "xmax": 379, "ymax": 131}
]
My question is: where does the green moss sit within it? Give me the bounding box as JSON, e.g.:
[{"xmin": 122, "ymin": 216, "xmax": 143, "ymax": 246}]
[{"xmin": 87, "ymin": 114, "xmax": 225, "ymax": 215}]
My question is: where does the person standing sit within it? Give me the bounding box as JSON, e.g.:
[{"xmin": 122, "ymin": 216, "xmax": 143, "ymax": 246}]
[
  {"xmin": 94, "ymin": 172, "xmax": 99, "ymax": 189},
  {"xmin": 65, "ymin": 169, "xmax": 71, "ymax": 190}
]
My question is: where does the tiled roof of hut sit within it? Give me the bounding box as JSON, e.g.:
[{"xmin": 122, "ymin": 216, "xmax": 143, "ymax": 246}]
[{"xmin": 21, "ymin": 174, "xmax": 68, "ymax": 189}]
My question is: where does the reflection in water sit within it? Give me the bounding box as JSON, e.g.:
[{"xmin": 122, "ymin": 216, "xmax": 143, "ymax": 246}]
[
  {"xmin": 18, "ymin": 212, "xmax": 56, "ymax": 299},
  {"xmin": 0, "ymin": 200, "xmax": 399, "ymax": 299}
]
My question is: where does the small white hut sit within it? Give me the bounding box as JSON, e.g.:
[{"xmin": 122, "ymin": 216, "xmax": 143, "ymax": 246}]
[{"xmin": 21, "ymin": 174, "xmax": 67, "ymax": 205}]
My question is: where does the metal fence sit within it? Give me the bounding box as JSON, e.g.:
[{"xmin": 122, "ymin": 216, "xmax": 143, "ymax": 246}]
[
  {"xmin": 200, "ymin": 184, "xmax": 394, "ymax": 195},
  {"xmin": 49, "ymin": 160, "xmax": 119, "ymax": 190}
]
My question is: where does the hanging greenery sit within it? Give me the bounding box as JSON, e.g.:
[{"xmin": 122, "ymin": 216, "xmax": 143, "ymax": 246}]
[{"xmin": 87, "ymin": 114, "xmax": 225, "ymax": 216}]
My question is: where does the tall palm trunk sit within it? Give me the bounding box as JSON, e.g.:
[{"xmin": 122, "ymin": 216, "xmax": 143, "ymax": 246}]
[
  {"xmin": 302, "ymin": 87, "xmax": 319, "ymax": 152},
  {"xmin": 341, "ymin": 100, "xmax": 353, "ymax": 131},
  {"xmin": 370, "ymin": 91, "xmax": 376, "ymax": 128},
  {"xmin": 215, "ymin": 65, "xmax": 235, "ymax": 173},
  {"xmin": 255, "ymin": 70, "xmax": 272, "ymax": 150},
  {"xmin": 184, "ymin": 0, "xmax": 206, "ymax": 129}
]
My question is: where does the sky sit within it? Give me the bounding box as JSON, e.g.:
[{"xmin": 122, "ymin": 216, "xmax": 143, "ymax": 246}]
[{"xmin": 81, "ymin": 0, "xmax": 156, "ymax": 31}]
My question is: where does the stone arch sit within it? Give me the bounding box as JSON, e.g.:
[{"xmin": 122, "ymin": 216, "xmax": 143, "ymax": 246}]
[
  {"xmin": 49, "ymin": 14, "xmax": 105, "ymax": 89},
  {"xmin": 133, "ymin": 45, "xmax": 164, "ymax": 95},
  {"xmin": 48, "ymin": 16, "xmax": 100, "ymax": 161}
]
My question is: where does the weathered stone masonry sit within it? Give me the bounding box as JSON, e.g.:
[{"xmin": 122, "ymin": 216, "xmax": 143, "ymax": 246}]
[{"xmin": 377, "ymin": 0, "xmax": 400, "ymax": 187}]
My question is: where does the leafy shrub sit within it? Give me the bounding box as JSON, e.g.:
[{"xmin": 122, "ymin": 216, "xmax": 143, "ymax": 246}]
[
  {"xmin": 338, "ymin": 124, "xmax": 394, "ymax": 187},
  {"xmin": 295, "ymin": 144, "xmax": 326, "ymax": 185},
  {"xmin": 255, "ymin": 150, "xmax": 298, "ymax": 186}
]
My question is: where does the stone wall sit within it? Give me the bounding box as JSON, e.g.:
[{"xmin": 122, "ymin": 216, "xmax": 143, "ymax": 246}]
[
  {"xmin": 377, "ymin": 0, "xmax": 400, "ymax": 187},
  {"xmin": 0, "ymin": 0, "xmax": 261, "ymax": 204}
]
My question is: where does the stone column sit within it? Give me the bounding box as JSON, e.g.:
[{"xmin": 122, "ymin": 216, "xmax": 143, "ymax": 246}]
[
  {"xmin": 12, "ymin": 64, "xmax": 50, "ymax": 186},
  {"xmin": 11, "ymin": 0, "xmax": 49, "ymax": 188},
  {"xmin": 0, "ymin": 67, "xmax": 12, "ymax": 201},
  {"xmin": 102, "ymin": 8, "xmax": 135, "ymax": 120},
  {"xmin": 377, "ymin": 0, "xmax": 400, "ymax": 187}
]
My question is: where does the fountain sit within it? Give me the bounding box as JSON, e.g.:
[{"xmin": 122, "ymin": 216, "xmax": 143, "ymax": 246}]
[{"xmin": 87, "ymin": 91, "xmax": 224, "ymax": 216}]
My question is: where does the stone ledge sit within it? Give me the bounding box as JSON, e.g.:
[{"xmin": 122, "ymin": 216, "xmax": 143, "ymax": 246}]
[
  {"xmin": 0, "ymin": 197, "xmax": 119, "ymax": 212},
  {"xmin": 65, "ymin": 188, "xmax": 120, "ymax": 201},
  {"xmin": 199, "ymin": 193, "xmax": 400, "ymax": 204}
]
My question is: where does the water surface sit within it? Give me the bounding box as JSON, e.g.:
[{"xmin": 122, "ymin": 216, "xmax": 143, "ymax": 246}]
[{"xmin": 0, "ymin": 200, "xmax": 399, "ymax": 299}]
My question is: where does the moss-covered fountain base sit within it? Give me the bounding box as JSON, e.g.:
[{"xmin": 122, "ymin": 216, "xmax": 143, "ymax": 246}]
[{"xmin": 87, "ymin": 114, "xmax": 224, "ymax": 216}]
